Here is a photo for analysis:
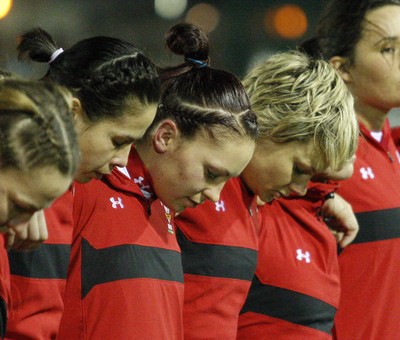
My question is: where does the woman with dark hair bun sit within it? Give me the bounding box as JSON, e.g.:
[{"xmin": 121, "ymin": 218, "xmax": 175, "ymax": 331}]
[
  {"xmin": 6, "ymin": 28, "xmax": 160, "ymax": 339},
  {"xmin": 57, "ymin": 23, "xmax": 258, "ymax": 339},
  {"xmin": 316, "ymin": 0, "xmax": 400, "ymax": 338}
]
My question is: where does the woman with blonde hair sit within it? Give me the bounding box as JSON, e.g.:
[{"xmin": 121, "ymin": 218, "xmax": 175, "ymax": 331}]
[{"xmin": 175, "ymin": 50, "xmax": 358, "ymax": 339}]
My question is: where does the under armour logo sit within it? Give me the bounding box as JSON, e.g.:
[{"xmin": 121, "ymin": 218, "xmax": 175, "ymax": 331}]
[
  {"xmin": 134, "ymin": 176, "xmax": 152, "ymax": 200},
  {"xmin": 110, "ymin": 197, "xmax": 124, "ymax": 209},
  {"xmin": 296, "ymin": 249, "xmax": 311, "ymax": 263},
  {"xmin": 215, "ymin": 200, "xmax": 225, "ymax": 212},
  {"xmin": 360, "ymin": 167, "xmax": 375, "ymax": 180},
  {"xmin": 134, "ymin": 176, "xmax": 145, "ymax": 186}
]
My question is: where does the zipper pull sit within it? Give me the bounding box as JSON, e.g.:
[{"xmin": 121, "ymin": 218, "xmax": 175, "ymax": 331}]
[{"xmin": 388, "ymin": 151, "xmax": 394, "ymax": 162}]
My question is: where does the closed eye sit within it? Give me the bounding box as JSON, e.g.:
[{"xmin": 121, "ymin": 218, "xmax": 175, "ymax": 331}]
[
  {"xmin": 206, "ymin": 169, "xmax": 219, "ymax": 180},
  {"xmin": 381, "ymin": 47, "xmax": 395, "ymax": 53},
  {"xmin": 293, "ymin": 164, "xmax": 310, "ymax": 175},
  {"xmin": 112, "ymin": 138, "xmax": 133, "ymax": 149}
]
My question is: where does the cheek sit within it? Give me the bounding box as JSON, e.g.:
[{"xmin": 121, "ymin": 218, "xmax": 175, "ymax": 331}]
[
  {"xmin": 81, "ymin": 132, "xmax": 112, "ymax": 155},
  {"xmin": 266, "ymin": 163, "xmax": 291, "ymax": 186},
  {"xmin": 354, "ymin": 61, "xmax": 392, "ymax": 89},
  {"xmin": 83, "ymin": 141, "xmax": 115, "ymax": 165}
]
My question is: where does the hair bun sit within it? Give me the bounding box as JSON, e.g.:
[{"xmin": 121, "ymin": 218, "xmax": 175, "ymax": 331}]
[{"xmin": 165, "ymin": 23, "xmax": 209, "ymax": 61}]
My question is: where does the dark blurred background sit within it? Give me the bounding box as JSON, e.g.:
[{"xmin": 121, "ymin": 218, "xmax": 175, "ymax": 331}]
[
  {"xmin": 0, "ymin": 0, "xmax": 330, "ymax": 77},
  {"xmin": 0, "ymin": 0, "xmax": 399, "ymax": 123}
]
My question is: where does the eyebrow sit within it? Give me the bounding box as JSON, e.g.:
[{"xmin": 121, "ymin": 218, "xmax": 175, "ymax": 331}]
[
  {"xmin": 115, "ymin": 135, "xmax": 137, "ymax": 144},
  {"xmin": 374, "ymin": 36, "xmax": 398, "ymax": 46}
]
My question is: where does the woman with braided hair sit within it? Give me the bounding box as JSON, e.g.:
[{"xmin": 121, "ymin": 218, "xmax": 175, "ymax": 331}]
[
  {"xmin": 5, "ymin": 29, "xmax": 160, "ymax": 339},
  {"xmin": 0, "ymin": 78, "xmax": 80, "ymax": 338},
  {"xmin": 57, "ymin": 22, "xmax": 257, "ymax": 339}
]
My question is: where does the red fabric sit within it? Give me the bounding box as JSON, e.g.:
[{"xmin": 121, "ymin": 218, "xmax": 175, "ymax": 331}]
[
  {"xmin": 0, "ymin": 235, "xmax": 10, "ymax": 329},
  {"xmin": 5, "ymin": 190, "xmax": 73, "ymax": 340},
  {"xmin": 175, "ymin": 177, "xmax": 259, "ymax": 340},
  {"xmin": 334, "ymin": 119, "xmax": 400, "ymax": 339},
  {"xmin": 58, "ymin": 149, "xmax": 184, "ymax": 339},
  {"xmin": 391, "ymin": 126, "xmax": 400, "ymax": 150},
  {"xmin": 237, "ymin": 181, "xmax": 339, "ymax": 339},
  {"xmin": 238, "ymin": 312, "xmax": 332, "ymax": 340}
]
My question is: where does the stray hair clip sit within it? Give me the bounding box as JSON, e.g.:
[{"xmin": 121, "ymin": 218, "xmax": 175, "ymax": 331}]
[{"xmin": 185, "ymin": 57, "xmax": 209, "ymax": 68}]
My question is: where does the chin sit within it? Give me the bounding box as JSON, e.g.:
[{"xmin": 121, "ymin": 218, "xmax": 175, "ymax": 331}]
[
  {"xmin": 260, "ymin": 193, "xmax": 273, "ymax": 204},
  {"xmin": 171, "ymin": 203, "xmax": 185, "ymax": 213}
]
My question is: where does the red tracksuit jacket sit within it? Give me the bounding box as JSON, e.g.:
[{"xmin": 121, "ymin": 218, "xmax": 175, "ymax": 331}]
[
  {"xmin": 6, "ymin": 190, "xmax": 73, "ymax": 340},
  {"xmin": 238, "ymin": 182, "xmax": 339, "ymax": 340},
  {"xmin": 57, "ymin": 149, "xmax": 184, "ymax": 339},
  {"xmin": 333, "ymin": 120, "xmax": 400, "ymax": 340},
  {"xmin": 175, "ymin": 177, "xmax": 259, "ymax": 340}
]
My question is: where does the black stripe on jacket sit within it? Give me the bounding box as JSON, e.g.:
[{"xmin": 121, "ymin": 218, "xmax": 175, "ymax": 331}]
[
  {"xmin": 352, "ymin": 207, "xmax": 400, "ymax": 244},
  {"xmin": 240, "ymin": 276, "xmax": 336, "ymax": 334},
  {"xmin": 81, "ymin": 238, "xmax": 183, "ymax": 298},
  {"xmin": 177, "ymin": 228, "xmax": 258, "ymax": 281},
  {"xmin": 9, "ymin": 244, "xmax": 70, "ymax": 279}
]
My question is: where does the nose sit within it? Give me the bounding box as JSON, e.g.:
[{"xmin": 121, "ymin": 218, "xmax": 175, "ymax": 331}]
[
  {"xmin": 110, "ymin": 145, "xmax": 131, "ymax": 169},
  {"xmin": 288, "ymin": 181, "xmax": 308, "ymax": 197},
  {"xmin": 202, "ymin": 182, "xmax": 225, "ymax": 203}
]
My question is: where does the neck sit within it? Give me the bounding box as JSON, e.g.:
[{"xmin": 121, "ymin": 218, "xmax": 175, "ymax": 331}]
[
  {"xmin": 355, "ymin": 101, "xmax": 389, "ymax": 131},
  {"xmin": 134, "ymin": 139, "xmax": 154, "ymax": 170}
]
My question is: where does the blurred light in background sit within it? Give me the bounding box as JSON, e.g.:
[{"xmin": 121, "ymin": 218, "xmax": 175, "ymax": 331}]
[
  {"xmin": 0, "ymin": 0, "xmax": 12, "ymax": 20},
  {"xmin": 154, "ymin": 0, "xmax": 187, "ymax": 20},
  {"xmin": 185, "ymin": 3, "xmax": 220, "ymax": 33},
  {"xmin": 264, "ymin": 4, "xmax": 307, "ymax": 39}
]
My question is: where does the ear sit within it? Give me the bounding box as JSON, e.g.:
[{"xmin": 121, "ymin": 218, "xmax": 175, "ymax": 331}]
[
  {"xmin": 71, "ymin": 97, "xmax": 84, "ymax": 120},
  {"xmin": 152, "ymin": 119, "xmax": 179, "ymax": 154},
  {"xmin": 330, "ymin": 56, "xmax": 352, "ymax": 84}
]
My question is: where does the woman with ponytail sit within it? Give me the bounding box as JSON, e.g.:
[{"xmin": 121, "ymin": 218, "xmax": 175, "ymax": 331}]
[{"xmin": 6, "ymin": 28, "xmax": 160, "ymax": 339}]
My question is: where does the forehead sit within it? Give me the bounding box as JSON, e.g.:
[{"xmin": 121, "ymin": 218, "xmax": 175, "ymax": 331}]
[
  {"xmin": 256, "ymin": 139, "xmax": 317, "ymax": 171},
  {"xmin": 180, "ymin": 133, "xmax": 255, "ymax": 175},
  {"xmin": 362, "ymin": 5, "xmax": 400, "ymax": 40},
  {"xmin": 96, "ymin": 104, "xmax": 157, "ymax": 138},
  {"xmin": 285, "ymin": 140, "xmax": 315, "ymax": 162}
]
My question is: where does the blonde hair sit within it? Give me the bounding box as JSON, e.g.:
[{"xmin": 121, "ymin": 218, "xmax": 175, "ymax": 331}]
[{"xmin": 243, "ymin": 50, "xmax": 358, "ymax": 172}]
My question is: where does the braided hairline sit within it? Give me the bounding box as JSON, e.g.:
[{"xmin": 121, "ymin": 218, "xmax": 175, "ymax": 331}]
[
  {"xmin": 158, "ymin": 102, "xmax": 250, "ymax": 139},
  {"xmin": 93, "ymin": 53, "xmax": 140, "ymax": 73},
  {"xmin": 0, "ymin": 84, "xmax": 78, "ymax": 175}
]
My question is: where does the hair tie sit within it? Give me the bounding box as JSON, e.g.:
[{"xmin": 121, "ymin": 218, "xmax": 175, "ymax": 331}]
[
  {"xmin": 185, "ymin": 57, "xmax": 209, "ymax": 68},
  {"xmin": 48, "ymin": 48, "xmax": 64, "ymax": 64}
]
